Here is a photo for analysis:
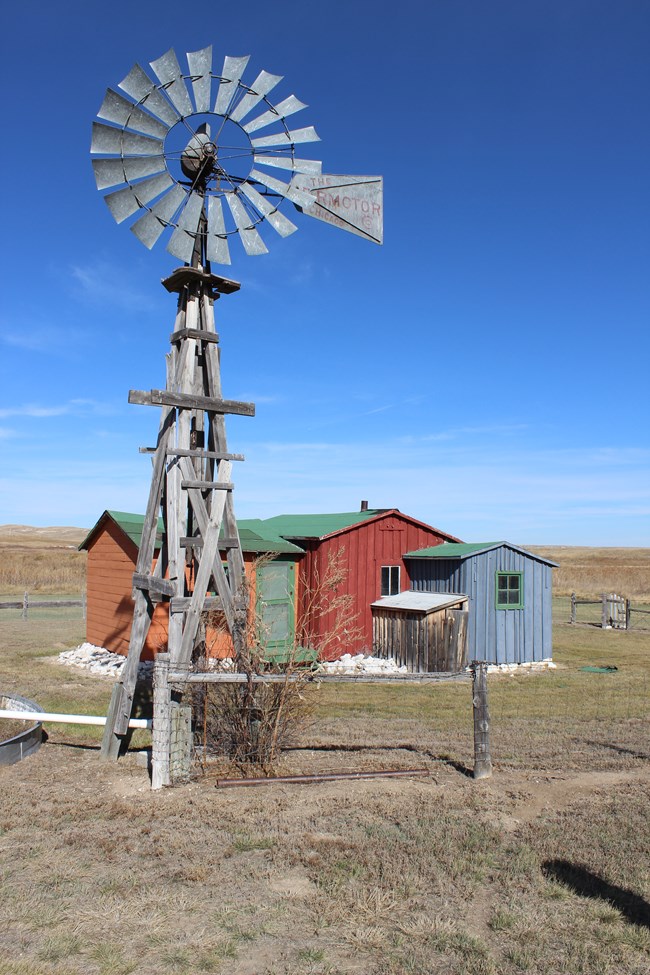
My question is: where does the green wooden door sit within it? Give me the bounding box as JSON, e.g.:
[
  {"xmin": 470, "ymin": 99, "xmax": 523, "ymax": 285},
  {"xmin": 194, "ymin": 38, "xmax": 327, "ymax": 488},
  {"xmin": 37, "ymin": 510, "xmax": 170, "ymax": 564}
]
[{"xmin": 257, "ymin": 561, "xmax": 296, "ymax": 662}]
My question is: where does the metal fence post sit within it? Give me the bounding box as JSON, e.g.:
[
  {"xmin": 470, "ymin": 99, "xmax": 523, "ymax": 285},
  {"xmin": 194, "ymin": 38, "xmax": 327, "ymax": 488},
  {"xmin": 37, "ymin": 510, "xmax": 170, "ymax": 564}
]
[{"xmin": 471, "ymin": 661, "xmax": 492, "ymax": 780}]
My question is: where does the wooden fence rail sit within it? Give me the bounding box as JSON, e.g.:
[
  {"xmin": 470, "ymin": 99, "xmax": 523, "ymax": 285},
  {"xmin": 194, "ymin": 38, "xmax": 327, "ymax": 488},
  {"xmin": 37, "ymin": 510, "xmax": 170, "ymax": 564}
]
[
  {"xmin": 0, "ymin": 591, "xmax": 86, "ymax": 620},
  {"xmin": 570, "ymin": 592, "xmax": 630, "ymax": 629},
  {"xmin": 151, "ymin": 652, "xmax": 489, "ymax": 790}
]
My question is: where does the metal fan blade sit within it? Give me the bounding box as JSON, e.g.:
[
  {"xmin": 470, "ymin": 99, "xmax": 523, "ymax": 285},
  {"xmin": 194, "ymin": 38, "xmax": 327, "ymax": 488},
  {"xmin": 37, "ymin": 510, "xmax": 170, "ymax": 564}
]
[
  {"xmin": 215, "ymin": 55, "xmax": 250, "ymax": 116},
  {"xmin": 253, "ymin": 154, "xmax": 322, "ymax": 175},
  {"xmin": 130, "ymin": 184, "xmax": 186, "ymax": 249},
  {"xmin": 251, "ymin": 126, "xmax": 320, "ymax": 149},
  {"xmin": 206, "ymin": 197, "xmax": 231, "ymax": 265},
  {"xmin": 187, "ymin": 46, "xmax": 212, "ymax": 113},
  {"xmin": 97, "ymin": 89, "xmax": 169, "ymax": 140},
  {"xmin": 91, "ymin": 122, "xmax": 163, "ymax": 157},
  {"xmin": 228, "ymin": 70, "xmax": 282, "ymax": 123},
  {"xmin": 104, "ymin": 172, "xmax": 173, "ymax": 224},
  {"xmin": 242, "ymin": 95, "xmax": 307, "ymax": 134},
  {"xmin": 118, "ymin": 63, "xmax": 180, "ymax": 127},
  {"xmin": 249, "ymin": 169, "xmax": 315, "ymax": 208},
  {"xmin": 291, "ymin": 174, "xmax": 383, "ymax": 244},
  {"xmin": 92, "ymin": 155, "xmax": 166, "ymax": 190},
  {"xmin": 240, "ymin": 183, "xmax": 297, "ymax": 237},
  {"xmin": 225, "ymin": 193, "xmax": 268, "ymax": 256},
  {"xmin": 150, "ymin": 48, "xmax": 194, "ymax": 117},
  {"xmin": 166, "ymin": 191, "xmax": 205, "ymax": 262}
]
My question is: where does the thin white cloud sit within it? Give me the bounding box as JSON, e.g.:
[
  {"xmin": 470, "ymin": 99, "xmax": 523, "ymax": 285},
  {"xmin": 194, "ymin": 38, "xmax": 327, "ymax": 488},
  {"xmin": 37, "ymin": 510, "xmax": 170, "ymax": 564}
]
[
  {"xmin": 0, "ymin": 399, "xmax": 117, "ymax": 420},
  {"xmin": 69, "ymin": 260, "xmax": 156, "ymax": 311}
]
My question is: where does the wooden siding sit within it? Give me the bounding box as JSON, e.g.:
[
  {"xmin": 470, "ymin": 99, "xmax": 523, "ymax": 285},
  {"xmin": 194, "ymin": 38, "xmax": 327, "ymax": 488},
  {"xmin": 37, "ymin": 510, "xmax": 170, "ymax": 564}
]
[
  {"xmin": 85, "ymin": 520, "xmax": 301, "ymax": 660},
  {"xmin": 298, "ymin": 512, "xmax": 450, "ymax": 658},
  {"xmin": 372, "ymin": 604, "xmax": 468, "ymax": 672},
  {"xmin": 408, "ymin": 546, "xmax": 553, "ymax": 665}
]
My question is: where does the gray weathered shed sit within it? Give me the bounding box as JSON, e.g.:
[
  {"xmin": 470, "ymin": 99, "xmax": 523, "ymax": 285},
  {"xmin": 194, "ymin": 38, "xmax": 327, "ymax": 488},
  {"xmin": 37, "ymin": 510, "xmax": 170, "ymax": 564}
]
[
  {"xmin": 371, "ymin": 591, "xmax": 468, "ymax": 672},
  {"xmin": 404, "ymin": 542, "xmax": 557, "ymax": 666}
]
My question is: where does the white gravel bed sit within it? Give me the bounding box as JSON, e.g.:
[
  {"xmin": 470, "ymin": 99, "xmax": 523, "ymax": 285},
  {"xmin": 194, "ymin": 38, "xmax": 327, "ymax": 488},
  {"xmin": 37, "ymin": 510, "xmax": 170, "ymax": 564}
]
[
  {"xmin": 58, "ymin": 643, "xmax": 153, "ymax": 680},
  {"xmin": 315, "ymin": 653, "xmax": 408, "ymax": 675}
]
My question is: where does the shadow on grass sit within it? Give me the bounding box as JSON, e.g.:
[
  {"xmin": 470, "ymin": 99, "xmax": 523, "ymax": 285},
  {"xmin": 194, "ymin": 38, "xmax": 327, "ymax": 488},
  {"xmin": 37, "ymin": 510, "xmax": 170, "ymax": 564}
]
[{"xmin": 543, "ymin": 859, "xmax": 650, "ymax": 928}]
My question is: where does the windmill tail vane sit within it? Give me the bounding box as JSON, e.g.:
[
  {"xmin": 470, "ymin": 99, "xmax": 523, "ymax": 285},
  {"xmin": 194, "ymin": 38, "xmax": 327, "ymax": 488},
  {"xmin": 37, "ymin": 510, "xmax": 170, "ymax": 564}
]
[{"xmin": 91, "ymin": 44, "xmax": 383, "ymax": 265}]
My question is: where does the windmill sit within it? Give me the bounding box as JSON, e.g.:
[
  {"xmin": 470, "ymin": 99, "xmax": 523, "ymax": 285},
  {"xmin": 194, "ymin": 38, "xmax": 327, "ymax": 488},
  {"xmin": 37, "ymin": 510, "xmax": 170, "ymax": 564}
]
[{"xmin": 91, "ymin": 45, "xmax": 383, "ymax": 761}]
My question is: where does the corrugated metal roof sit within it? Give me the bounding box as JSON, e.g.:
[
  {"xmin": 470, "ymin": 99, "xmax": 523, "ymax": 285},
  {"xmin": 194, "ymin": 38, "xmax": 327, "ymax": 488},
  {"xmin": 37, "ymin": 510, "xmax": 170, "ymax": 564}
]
[
  {"xmin": 404, "ymin": 541, "xmax": 558, "ymax": 566},
  {"xmin": 405, "ymin": 542, "xmax": 502, "ymax": 559},
  {"xmin": 371, "ymin": 590, "xmax": 468, "ymax": 612},
  {"xmin": 262, "ymin": 509, "xmax": 385, "ymax": 539}
]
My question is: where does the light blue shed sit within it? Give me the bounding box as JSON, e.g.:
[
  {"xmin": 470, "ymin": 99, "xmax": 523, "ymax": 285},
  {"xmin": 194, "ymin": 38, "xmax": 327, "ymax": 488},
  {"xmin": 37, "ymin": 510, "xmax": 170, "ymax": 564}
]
[{"xmin": 404, "ymin": 542, "xmax": 557, "ymax": 665}]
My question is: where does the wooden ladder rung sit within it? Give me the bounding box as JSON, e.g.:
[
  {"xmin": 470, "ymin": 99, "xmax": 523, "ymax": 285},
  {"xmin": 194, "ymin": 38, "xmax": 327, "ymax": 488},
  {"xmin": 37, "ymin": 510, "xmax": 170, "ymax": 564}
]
[
  {"xmin": 170, "ymin": 595, "xmax": 223, "ymax": 614},
  {"xmin": 181, "ymin": 480, "xmax": 233, "ymax": 491},
  {"xmin": 132, "ymin": 574, "xmax": 176, "ymax": 598}
]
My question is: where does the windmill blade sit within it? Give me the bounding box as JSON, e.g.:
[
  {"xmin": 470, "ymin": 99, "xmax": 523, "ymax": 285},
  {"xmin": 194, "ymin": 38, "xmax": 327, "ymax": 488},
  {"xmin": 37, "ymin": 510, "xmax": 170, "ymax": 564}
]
[
  {"xmin": 166, "ymin": 191, "xmax": 205, "ymax": 263},
  {"xmin": 292, "ymin": 174, "xmax": 384, "ymax": 244},
  {"xmin": 215, "ymin": 55, "xmax": 250, "ymax": 116},
  {"xmin": 130, "ymin": 184, "xmax": 186, "ymax": 249},
  {"xmin": 225, "ymin": 193, "xmax": 268, "ymax": 256},
  {"xmin": 243, "ymin": 95, "xmax": 307, "ymax": 134},
  {"xmin": 104, "ymin": 172, "xmax": 174, "ymax": 224},
  {"xmin": 240, "ymin": 183, "xmax": 297, "ymax": 237},
  {"xmin": 91, "ymin": 122, "xmax": 164, "ymax": 157},
  {"xmin": 92, "ymin": 155, "xmax": 166, "ymax": 191},
  {"xmin": 206, "ymin": 196, "xmax": 231, "ymax": 265},
  {"xmin": 97, "ymin": 89, "xmax": 169, "ymax": 140},
  {"xmin": 187, "ymin": 46, "xmax": 212, "ymax": 113},
  {"xmin": 249, "ymin": 169, "xmax": 315, "ymax": 208},
  {"xmin": 253, "ymin": 154, "xmax": 322, "ymax": 175},
  {"xmin": 118, "ymin": 63, "xmax": 180, "ymax": 127},
  {"xmin": 150, "ymin": 48, "xmax": 194, "ymax": 118},
  {"xmin": 228, "ymin": 70, "xmax": 282, "ymax": 123},
  {"xmin": 251, "ymin": 126, "xmax": 320, "ymax": 149}
]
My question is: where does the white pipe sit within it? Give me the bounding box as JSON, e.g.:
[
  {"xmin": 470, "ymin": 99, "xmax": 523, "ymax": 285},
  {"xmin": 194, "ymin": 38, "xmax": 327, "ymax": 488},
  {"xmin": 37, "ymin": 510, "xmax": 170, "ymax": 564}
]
[{"xmin": 0, "ymin": 709, "xmax": 151, "ymax": 729}]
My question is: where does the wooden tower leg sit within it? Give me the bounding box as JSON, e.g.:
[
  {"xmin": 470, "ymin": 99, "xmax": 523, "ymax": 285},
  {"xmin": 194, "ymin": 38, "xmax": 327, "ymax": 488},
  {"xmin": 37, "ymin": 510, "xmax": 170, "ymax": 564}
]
[{"xmin": 100, "ymin": 266, "xmax": 253, "ymax": 761}]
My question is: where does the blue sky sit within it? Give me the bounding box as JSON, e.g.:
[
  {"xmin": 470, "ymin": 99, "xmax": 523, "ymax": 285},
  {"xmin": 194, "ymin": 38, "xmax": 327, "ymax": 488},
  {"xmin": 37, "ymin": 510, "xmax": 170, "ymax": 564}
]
[{"xmin": 1, "ymin": 0, "xmax": 648, "ymax": 544}]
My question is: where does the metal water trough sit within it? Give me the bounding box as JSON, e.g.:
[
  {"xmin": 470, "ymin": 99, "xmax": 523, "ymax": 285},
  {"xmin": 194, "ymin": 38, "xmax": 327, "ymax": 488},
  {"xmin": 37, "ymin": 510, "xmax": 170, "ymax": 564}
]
[{"xmin": 0, "ymin": 693, "xmax": 43, "ymax": 766}]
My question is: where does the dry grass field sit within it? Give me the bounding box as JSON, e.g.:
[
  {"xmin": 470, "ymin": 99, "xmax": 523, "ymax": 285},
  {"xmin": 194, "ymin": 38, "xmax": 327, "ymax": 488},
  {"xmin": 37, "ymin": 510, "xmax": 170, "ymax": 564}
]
[
  {"xmin": 1, "ymin": 531, "xmax": 650, "ymax": 974},
  {"xmin": 527, "ymin": 544, "xmax": 650, "ymax": 600},
  {"xmin": 0, "ymin": 525, "xmax": 87, "ymax": 595}
]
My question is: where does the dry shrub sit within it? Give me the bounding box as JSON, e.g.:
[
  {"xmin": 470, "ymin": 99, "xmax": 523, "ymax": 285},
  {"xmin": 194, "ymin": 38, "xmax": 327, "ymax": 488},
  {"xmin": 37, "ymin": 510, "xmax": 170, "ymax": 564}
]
[{"xmin": 192, "ymin": 550, "xmax": 360, "ymax": 772}]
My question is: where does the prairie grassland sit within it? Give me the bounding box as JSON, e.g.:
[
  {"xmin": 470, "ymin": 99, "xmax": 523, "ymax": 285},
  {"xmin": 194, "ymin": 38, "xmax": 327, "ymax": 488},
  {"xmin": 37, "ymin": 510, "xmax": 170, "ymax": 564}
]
[
  {"xmin": 1, "ymin": 610, "xmax": 650, "ymax": 974},
  {"xmin": 0, "ymin": 525, "xmax": 87, "ymax": 595},
  {"xmin": 528, "ymin": 544, "xmax": 650, "ymax": 600}
]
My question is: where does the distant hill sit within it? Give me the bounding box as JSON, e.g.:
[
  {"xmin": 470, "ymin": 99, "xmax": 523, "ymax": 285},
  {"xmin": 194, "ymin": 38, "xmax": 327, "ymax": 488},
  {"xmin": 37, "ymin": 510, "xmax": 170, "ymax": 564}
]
[{"xmin": 0, "ymin": 525, "xmax": 88, "ymax": 549}]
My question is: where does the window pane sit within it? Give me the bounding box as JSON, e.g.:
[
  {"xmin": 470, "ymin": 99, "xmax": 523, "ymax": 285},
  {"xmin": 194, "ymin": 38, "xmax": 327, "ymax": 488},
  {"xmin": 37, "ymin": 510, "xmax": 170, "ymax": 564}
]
[
  {"xmin": 498, "ymin": 576, "xmax": 508, "ymax": 591},
  {"xmin": 508, "ymin": 590, "xmax": 519, "ymax": 605},
  {"xmin": 381, "ymin": 566, "xmax": 390, "ymax": 596}
]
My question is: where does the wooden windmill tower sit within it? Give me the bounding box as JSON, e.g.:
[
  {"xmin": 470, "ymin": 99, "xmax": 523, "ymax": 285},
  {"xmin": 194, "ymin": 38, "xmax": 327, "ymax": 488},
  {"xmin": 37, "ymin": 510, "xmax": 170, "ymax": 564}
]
[{"xmin": 90, "ymin": 45, "xmax": 383, "ymax": 760}]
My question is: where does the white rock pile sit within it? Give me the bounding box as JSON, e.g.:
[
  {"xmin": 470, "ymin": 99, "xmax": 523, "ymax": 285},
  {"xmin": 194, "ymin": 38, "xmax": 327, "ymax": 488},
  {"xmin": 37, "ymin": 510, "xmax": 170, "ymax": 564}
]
[
  {"xmin": 58, "ymin": 643, "xmax": 153, "ymax": 680},
  {"xmin": 316, "ymin": 653, "xmax": 408, "ymax": 675}
]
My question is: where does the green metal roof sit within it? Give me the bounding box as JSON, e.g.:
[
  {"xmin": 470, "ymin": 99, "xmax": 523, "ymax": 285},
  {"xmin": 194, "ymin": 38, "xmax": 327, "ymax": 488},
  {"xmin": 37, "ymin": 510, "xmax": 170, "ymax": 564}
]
[
  {"xmin": 261, "ymin": 509, "xmax": 386, "ymax": 539},
  {"xmin": 404, "ymin": 542, "xmax": 506, "ymax": 559},
  {"xmin": 404, "ymin": 541, "xmax": 558, "ymax": 566},
  {"xmin": 80, "ymin": 510, "xmax": 304, "ymax": 555}
]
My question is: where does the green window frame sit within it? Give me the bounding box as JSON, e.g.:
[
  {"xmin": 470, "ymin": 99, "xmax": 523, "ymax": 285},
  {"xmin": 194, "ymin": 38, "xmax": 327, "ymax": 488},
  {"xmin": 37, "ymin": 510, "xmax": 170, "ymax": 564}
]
[{"xmin": 495, "ymin": 571, "xmax": 523, "ymax": 609}]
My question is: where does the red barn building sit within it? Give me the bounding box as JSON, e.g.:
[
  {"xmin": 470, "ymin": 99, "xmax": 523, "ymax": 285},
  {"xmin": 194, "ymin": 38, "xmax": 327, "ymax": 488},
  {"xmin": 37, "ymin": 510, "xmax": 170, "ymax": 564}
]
[{"xmin": 260, "ymin": 507, "xmax": 459, "ymax": 657}]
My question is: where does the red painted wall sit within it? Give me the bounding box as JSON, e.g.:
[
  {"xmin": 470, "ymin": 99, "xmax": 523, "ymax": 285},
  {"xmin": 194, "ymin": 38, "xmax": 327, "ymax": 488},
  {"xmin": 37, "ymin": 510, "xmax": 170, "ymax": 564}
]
[{"xmin": 296, "ymin": 511, "xmax": 450, "ymax": 659}]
